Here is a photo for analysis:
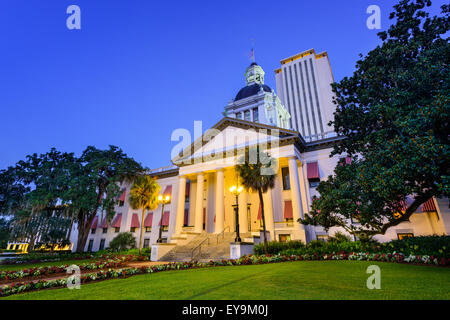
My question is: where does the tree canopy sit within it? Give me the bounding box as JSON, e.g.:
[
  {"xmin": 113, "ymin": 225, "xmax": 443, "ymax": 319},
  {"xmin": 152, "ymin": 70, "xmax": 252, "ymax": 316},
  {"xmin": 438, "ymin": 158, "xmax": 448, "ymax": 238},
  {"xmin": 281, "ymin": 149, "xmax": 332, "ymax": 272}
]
[
  {"xmin": 236, "ymin": 149, "xmax": 276, "ymax": 253},
  {"xmin": 0, "ymin": 145, "xmax": 144, "ymax": 252},
  {"xmin": 301, "ymin": 0, "xmax": 449, "ymax": 238},
  {"xmin": 129, "ymin": 175, "xmax": 161, "ymax": 252}
]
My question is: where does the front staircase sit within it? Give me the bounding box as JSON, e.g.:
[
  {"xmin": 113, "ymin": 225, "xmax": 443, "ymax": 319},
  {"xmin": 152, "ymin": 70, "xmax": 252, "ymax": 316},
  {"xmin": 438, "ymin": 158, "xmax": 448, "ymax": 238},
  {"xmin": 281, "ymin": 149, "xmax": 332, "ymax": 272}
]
[{"xmin": 159, "ymin": 232, "xmax": 244, "ymax": 262}]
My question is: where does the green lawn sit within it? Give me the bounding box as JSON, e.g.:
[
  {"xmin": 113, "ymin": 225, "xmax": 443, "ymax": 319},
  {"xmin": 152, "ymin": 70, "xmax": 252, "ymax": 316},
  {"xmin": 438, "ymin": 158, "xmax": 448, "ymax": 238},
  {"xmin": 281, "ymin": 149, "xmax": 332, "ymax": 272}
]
[
  {"xmin": 0, "ymin": 259, "xmax": 97, "ymax": 271},
  {"xmin": 2, "ymin": 261, "xmax": 449, "ymax": 300}
]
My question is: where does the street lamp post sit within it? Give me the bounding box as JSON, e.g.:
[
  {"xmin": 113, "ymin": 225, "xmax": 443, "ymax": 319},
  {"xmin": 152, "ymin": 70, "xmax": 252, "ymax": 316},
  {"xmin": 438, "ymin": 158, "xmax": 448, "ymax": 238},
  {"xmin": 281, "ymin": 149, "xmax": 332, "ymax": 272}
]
[
  {"xmin": 157, "ymin": 194, "xmax": 171, "ymax": 243},
  {"xmin": 229, "ymin": 185, "xmax": 243, "ymax": 243}
]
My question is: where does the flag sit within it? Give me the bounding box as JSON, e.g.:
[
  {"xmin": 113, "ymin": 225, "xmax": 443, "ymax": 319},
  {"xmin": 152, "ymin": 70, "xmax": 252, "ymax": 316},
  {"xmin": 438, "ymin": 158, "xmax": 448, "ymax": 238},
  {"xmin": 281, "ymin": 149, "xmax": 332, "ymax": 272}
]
[{"xmin": 249, "ymin": 47, "xmax": 255, "ymax": 62}]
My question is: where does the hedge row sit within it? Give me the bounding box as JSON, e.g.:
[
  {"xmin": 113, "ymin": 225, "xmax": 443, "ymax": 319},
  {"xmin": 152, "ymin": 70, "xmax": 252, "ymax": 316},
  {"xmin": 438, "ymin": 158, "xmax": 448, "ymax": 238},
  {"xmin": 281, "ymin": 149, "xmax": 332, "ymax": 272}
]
[{"xmin": 254, "ymin": 236, "xmax": 450, "ymax": 258}]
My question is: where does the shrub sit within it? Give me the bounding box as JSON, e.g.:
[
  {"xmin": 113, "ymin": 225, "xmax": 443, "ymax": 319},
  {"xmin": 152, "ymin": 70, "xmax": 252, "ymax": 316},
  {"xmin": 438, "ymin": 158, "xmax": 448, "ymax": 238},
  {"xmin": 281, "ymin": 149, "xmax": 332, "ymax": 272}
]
[
  {"xmin": 254, "ymin": 240, "xmax": 304, "ymax": 255},
  {"xmin": 275, "ymin": 235, "xmax": 450, "ymax": 258},
  {"xmin": 328, "ymin": 231, "xmax": 351, "ymax": 243},
  {"xmin": 383, "ymin": 235, "xmax": 449, "ymax": 258},
  {"xmin": 109, "ymin": 233, "xmax": 137, "ymax": 252}
]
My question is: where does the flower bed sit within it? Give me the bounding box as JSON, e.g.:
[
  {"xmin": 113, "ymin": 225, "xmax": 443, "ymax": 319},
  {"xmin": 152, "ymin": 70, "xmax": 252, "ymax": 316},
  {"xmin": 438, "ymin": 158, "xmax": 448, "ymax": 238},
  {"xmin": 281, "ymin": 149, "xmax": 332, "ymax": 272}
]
[
  {"xmin": 1, "ymin": 251, "xmax": 448, "ymax": 298},
  {"xmin": 0, "ymin": 255, "xmax": 148, "ymax": 283}
]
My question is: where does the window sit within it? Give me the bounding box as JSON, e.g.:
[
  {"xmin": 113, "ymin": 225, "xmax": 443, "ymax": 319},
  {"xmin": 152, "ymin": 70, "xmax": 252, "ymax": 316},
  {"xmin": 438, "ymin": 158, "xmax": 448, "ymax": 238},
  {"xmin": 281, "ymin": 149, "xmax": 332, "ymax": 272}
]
[
  {"xmin": 161, "ymin": 225, "xmax": 169, "ymax": 232},
  {"xmin": 130, "ymin": 227, "xmax": 137, "ymax": 232},
  {"xmin": 279, "ymin": 234, "xmax": 291, "ymax": 243},
  {"xmin": 118, "ymin": 200, "xmax": 124, "ymax": 207},
  {"xmin": 236, "ymin": 112, "xmax": 242, "ymax": 120},
  {"xmin": 143, "ymin": 239, "xmax": 150, "ymax": 248},
  {"xmin": 91, "ymin": 228, "xmax": 96, "ymax": 234},
  {"xmin": 307, "ymin": 162, "xmax": 320, "ymax": 188},
  {"xmin": 244, "ymin": 110, "xmax": 251, "ymax": 121},
  {"xmin": 309, "ymin": 180, "xmax": 320, "ymax": 188},
  {"xmin": 317, "ymin": 235, "xmax": 329, "ymax": 242},
  {"xmin": 145, "ymin": 227, "xmax": 152, "ymax": 233},
  {"xmin": 281, "ymin": 167, "xmax": 290, "ymax": 190},
  {"xmin": 397, "ymin": 233, "xmax": 414, "ymax": 240},
  {"xmin": 114, "ymin": 227, "xmax": 120, "ymax": 233},
  {"xmin": 102, "ymin": 228, "xmax": 107, "ymax": 234},
  {"xmin": 87, "ymin": 239, "xmax": 94, "ymax": 252},
  {"xmin": 99, "ymin": 239, "xmax": 105, "ymax": 251},
  {"xmin": 252, "ymin": 108, "xmax": 259, "ymax": 122}
]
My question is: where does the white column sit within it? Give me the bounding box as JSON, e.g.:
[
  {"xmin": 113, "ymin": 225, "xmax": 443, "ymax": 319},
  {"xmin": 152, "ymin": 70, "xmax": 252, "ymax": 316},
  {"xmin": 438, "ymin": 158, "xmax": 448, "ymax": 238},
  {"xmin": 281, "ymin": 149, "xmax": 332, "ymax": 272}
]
[
  {"xmin": 239, "ymin": 190, "xmax": 248, "ymax": 234},
  {"xmin": 263, "ymin": 189, "xmax": 275, "ymax": 241},
  {"xmin": 215, "ymin": 168, "xmax": 225, "ymax": 233},
  {"xmin": 298, "ymin": 162, "xmax": 310, "ymax": 217},
  {"xmin": 175, "ymin": 175, "xmax": 186, "ymax": 235},
  {"xmin": 288, "ymin": 157, "xmax": 305, "ymax": 233},
  {"xmin": 194, "ymin": 173, "xmax": 204, "ymax": 233}
]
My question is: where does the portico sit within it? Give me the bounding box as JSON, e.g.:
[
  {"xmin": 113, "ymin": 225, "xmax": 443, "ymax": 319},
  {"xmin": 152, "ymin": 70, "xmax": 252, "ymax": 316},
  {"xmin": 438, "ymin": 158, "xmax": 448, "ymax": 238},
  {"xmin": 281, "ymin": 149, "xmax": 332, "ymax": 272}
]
[{"xmin": 169, "ymin": 118, "xmax": 309, "ymax": 243}]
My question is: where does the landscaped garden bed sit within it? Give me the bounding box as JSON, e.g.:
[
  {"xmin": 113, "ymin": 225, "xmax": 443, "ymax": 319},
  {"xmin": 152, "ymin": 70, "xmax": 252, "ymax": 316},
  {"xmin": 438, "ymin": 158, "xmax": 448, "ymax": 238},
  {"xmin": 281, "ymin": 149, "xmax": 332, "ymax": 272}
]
[
  {"xmin": 0, "ymin": 258, "xmax": 127, "ymax": 285},
  {"xmin": 1, "ymin": 249, "xmax": 449, "ymax": 298}
]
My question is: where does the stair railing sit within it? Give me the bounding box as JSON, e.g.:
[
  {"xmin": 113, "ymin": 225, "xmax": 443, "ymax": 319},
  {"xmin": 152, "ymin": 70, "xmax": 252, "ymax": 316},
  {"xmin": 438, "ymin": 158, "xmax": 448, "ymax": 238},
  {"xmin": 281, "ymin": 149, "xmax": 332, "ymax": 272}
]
[
  {"xmin": 191, "ymin": 237, "xmax": 210, "ymax": 261},
  {"xmin": 216, "ymin": 226, "xmax": 231, "ymax": 244}
]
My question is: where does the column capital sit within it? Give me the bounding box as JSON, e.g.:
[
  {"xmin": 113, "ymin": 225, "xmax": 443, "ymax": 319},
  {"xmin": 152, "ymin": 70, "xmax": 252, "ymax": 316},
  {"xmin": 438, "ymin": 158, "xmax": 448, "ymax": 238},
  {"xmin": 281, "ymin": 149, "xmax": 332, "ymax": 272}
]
[{"xmin": 215, "ymin": 167, "xmax": 225, "ymax": 172}]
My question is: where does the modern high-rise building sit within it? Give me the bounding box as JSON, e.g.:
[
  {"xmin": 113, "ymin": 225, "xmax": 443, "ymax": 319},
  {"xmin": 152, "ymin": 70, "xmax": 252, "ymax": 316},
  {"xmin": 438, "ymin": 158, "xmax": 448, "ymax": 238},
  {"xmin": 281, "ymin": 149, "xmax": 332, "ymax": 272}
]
[{"xmin": 275, "ymin": 49, "xmax": 337, "ymax": 142}]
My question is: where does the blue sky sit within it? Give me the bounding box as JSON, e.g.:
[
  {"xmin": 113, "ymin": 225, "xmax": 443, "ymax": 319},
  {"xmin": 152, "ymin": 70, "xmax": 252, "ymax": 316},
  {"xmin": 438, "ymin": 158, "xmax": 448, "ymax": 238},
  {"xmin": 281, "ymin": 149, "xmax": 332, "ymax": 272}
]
[{"xmin": 0, "ymin": 0, "xmax": 446, "ymax": 169}]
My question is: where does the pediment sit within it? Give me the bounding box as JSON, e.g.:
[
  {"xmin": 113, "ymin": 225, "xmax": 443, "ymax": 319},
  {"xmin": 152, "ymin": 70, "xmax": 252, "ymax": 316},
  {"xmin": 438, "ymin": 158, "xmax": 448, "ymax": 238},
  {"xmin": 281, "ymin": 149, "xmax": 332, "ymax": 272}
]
[{"xmin": 172, "ymin": 117, "xmax": 304, "ymax": 166}]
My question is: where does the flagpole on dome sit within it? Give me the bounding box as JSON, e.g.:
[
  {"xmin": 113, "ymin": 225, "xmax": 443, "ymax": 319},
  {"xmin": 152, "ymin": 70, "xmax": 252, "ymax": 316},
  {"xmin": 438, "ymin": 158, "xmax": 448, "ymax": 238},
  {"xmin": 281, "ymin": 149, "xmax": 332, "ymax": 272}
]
[{"xmin": 250, "ymin": 38, "xmax": 255, "ymax": 63}]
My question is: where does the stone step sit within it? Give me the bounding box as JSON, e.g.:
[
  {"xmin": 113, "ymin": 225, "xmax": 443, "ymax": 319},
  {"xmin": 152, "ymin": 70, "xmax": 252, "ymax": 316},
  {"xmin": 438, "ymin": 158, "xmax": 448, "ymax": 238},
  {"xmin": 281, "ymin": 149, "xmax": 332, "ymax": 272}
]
[{"xmin": 159, "ymin": 231, "xmax": 239, "ymax": 262}]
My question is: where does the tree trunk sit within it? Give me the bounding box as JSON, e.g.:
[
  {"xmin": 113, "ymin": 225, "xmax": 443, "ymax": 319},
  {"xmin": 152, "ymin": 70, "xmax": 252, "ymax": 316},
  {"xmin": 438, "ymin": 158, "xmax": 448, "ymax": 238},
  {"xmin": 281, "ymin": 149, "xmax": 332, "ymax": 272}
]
[
  {"xmin": 76, "ymin": 212, "xmax": 96, "ymax": 253},
  {"xmin": 76, "ymin": 223, "xmax": 90, "ymax": 253},
  {"xmin": 139, "ymin": 207, "xmax": 145, "ymax": 254},
  {"xmin": 258, "ymin": 189, "xmax": 268, "ymax": 255}
]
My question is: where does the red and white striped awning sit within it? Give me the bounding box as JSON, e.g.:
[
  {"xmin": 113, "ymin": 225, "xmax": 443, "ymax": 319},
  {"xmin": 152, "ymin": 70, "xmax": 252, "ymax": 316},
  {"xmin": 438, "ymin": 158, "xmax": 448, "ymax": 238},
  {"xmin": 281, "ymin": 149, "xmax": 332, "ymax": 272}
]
[
  {"xmin": 307, "ymin": 162, "xmax": 319, "ymax": 180},
  {"xmin": 284, "ymin": 200, "xmax": 293, "ymax": 219},
  {"xmin": 99, "ymin": 217, "xmax": 108, "ymax": 228},
  {"xmin": 159, "ymin": 211, "xmax": 170, "ymax": 226},
  {"xmin": 91, "ymin": 216, "xmax": 98, "ymax": 229},
  {"xmin": 111, "ymin": 213, "xmax": 122, "ymax": 228},
  {"xmin": 144, "ymin": 213, "xmax": 153, "ymax": 227},
  {"xmin": 421, "ymin": 198, "xmax": 436, "ymax": 212},
  {"xmin": 130, "ymin": 214, "xmax": 140, "ymax": 228},
  {"xmin": 163, "ymin": 185, "xmax": 172, "ymax": 197}
]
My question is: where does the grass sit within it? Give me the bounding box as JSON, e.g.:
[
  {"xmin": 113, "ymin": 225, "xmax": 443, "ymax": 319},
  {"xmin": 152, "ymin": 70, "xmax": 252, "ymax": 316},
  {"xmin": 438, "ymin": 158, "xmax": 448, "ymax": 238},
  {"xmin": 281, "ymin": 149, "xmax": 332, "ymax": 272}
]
[
  {"xmin": 2, "ymin": 260, "xmax": 449, "ymax": 300},
  {"xmin": 0, "ymin": 259, "xmax": 98, "ymax": 271}
]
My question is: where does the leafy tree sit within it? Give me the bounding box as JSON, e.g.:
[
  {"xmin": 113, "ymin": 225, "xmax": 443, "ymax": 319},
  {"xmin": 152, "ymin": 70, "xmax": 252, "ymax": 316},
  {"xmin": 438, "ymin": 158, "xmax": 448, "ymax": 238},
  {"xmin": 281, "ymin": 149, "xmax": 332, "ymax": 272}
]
[
  {"xmin": 128, "ymin": 175, "xmax": 160, "ymax": 253},
  {"xmin": 109, "ymin": 232, "xmax": 136, "ymax": 252},
  {"xmin": 0, "ymin": 146, "xmax": 144, "ymax": 253},
  {"xmin": 0, "ymin": 167, "xmax": 28, "ymax": 216},
  {"xmin": 236, "ymin": 150, "xmax": 276, "ymax": 254},
  {"xmin": 0, "ymin": 218, "xmax": 10, "ymax": 249},
  {"xmin": 301, "ymin": 0, "xmax": 449, "ymax": 238}
]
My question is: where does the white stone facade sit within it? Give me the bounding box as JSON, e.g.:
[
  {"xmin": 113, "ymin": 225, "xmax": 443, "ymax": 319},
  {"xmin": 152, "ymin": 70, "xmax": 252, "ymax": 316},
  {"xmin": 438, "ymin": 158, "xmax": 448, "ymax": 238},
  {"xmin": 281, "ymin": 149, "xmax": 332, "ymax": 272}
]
[{"xmin": 69, "ymin": 51, "xmax": 450, "ymax": 252}]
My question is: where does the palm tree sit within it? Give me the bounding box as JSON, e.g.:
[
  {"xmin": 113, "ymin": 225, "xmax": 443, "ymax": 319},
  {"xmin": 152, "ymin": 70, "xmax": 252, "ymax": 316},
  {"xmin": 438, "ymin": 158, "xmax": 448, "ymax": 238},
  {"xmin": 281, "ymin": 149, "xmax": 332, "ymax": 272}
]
[
  {"xmin": 236, "ymin": 150, "xmax": 276, "ymax": 254},
  {"xmin": 128, "ymin": 175, "xmax": 161, "ymax": 254}
]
